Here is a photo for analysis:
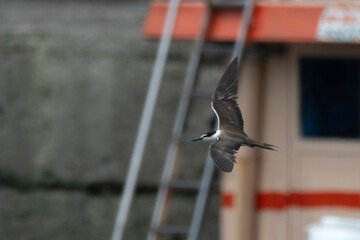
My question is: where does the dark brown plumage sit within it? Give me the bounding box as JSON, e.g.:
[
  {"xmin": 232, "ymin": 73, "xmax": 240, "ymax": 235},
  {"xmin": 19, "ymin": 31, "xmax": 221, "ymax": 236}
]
[{"xmin": 193, "ymin": 57, "xmax": 277, "ymax": 172}]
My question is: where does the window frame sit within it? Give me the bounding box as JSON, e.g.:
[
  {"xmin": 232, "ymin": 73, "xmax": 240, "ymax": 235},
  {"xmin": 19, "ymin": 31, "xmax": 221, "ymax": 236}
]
[{"xmin": 288, "ymin": 44, "xmax": 360, "ymax": 155}]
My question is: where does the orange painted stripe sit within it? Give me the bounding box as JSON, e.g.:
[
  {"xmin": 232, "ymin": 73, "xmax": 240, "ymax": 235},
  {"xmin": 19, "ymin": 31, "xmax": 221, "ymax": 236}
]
[
  {"xmin": 221, "ymin": 192, "xmax": 234, "ymax": 209},
  {"xmin": 143, "ymin": 2, "xmax": 324, "ymax": 42},
  {"xmin": 257, "ymin": 192, "xmax": 360, "ymax": 210}
]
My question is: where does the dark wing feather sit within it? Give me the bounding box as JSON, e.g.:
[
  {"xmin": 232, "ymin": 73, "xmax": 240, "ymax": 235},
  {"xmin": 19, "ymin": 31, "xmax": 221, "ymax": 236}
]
[
  {"xmin": 210, "ymin": 139, "xmax": 242, "ymax": 172},
  {"xmin": 212, "ymin": 57, "xmax": 244, "ymax": 130}
]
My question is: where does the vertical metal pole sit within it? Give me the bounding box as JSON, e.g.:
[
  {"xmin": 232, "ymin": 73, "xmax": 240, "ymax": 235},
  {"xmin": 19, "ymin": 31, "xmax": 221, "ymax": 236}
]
[
  {"xmin": 188, "ymin": 154, "xmax": 215, "ymax": 240},
  {"xmin": 186, "ymin": 3, "xmax": 216, "ymax": 239},
  {"xmin": 231, "ymin": 0, "xmax": 255, "ymax": 66},
  {"xmin": 111, "ymin": 1, "xmax": 180, "ymax": 240},
  {"xmin": 147, "ymin": 3, "xmax": 212, "ymax": 240}
]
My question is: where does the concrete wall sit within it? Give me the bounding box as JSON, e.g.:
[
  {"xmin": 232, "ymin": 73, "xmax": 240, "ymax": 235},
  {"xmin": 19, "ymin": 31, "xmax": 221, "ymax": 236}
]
[{"xmin": 0, "ymin": 1, "xmax": 219, "ymax": 239}]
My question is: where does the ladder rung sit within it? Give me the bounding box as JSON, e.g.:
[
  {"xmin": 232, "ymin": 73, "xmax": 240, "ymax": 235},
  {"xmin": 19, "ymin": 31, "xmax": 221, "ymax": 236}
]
[
  {"xmin": 168, "ymin": 180, "xmax": 201, "ymax": 190},
  {"xmin": 191, "ymin": 89, "xmax": 213, "ymax": 98},
  {"xmin": 202, "ymin": 43, "xmax": 233, "ymax": 53},
  {"xmin": 210, "ymin": 1, "xmax": 245, "ymax": 8},
  {"xmin": 152, "ymin": 225, "xmax": 189, "ymax": 235}
]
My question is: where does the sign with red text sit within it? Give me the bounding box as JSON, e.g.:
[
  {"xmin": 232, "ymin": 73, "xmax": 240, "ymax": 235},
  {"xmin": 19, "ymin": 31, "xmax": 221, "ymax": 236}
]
[{"xmin": 317, "ymin": 5, "xmax": 360, "ymax": 42}]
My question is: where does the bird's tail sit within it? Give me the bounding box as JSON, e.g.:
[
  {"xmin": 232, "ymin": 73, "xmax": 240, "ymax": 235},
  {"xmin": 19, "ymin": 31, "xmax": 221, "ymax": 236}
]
[{"xmin": 245, "ymin": 137, "xmax": 277, "ymax": 151}]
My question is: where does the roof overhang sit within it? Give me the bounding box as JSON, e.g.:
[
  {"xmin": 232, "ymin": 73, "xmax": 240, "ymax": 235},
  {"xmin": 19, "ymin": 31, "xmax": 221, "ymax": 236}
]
[{"xmin": 142, "ymin": 2, "xmax": 352, "ymax": 43}]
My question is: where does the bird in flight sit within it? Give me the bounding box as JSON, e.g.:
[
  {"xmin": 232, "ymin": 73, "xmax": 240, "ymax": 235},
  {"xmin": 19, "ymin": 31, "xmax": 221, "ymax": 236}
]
[{"xmin": 192, "ymin": 57, "xmax": 277, "ymax": 172}]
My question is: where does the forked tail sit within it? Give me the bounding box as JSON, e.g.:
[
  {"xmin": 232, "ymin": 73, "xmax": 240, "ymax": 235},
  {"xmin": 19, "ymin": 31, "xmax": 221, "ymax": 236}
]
[{"xmin": 246, "ymin": 137, "xmax": 277, "ymax": 151}]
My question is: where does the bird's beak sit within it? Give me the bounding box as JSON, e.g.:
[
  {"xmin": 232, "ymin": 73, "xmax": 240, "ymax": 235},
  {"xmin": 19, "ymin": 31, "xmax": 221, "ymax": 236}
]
[{"xmin": 192, "ymin": 137, "xmax": 202, "ymax": 141}]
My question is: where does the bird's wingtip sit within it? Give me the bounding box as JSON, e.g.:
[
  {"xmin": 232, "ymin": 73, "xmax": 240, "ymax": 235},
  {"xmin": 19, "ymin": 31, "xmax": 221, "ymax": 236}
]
[{"xmin": 231, "ymin": 56, "xmax": 239, "ymax": 64}]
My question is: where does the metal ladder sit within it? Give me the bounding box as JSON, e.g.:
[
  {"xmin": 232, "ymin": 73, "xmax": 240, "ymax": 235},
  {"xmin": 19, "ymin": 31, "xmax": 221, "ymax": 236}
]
[
  {"xmin": 147, "ymin": 0, "xmax": 256, "ymax": 240},
  {"xmin": 111, "ymin": 0, "xmax": 255, "ymax": 239}
]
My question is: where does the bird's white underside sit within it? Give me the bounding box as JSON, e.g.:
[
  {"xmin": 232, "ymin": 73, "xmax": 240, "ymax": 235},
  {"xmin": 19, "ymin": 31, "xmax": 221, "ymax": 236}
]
[{"xmin": 202, "ymin": 130, "xmax": 221, "ymax": 143}]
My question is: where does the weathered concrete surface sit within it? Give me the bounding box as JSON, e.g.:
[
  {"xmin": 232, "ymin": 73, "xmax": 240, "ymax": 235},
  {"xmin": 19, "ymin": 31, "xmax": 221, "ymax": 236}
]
[
  {"xmin": 0, "ymin": 1, "xmax": 220, "ymax": 239},
  {"xmin": 0, "ymin": 188, "xmax": 219, "ymax": 240},
  {"xmin": 0, "ymin": 0, "xmax": 215, "ymax": 185},
  {"xmin": 0, "ymin": 188, "xmax": 119, "ymax": 240}
]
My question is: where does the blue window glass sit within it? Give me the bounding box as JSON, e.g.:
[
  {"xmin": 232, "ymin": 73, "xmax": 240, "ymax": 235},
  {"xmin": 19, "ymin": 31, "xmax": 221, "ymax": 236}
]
[{"xmin": 300, "ymin": 58, "xmax": 360, "ymax": 138}]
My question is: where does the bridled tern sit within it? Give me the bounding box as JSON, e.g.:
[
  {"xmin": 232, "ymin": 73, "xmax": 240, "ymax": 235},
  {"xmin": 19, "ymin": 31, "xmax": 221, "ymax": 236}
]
[{"xmin": 192, "ymin": 57, "xmax": 277, "ymax": 172}]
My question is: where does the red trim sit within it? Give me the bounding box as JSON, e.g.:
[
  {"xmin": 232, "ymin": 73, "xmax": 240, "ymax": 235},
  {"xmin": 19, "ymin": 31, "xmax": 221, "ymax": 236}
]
[
  {"xmin": 257, "ymin": 193, "xmax": 287, "ymax": 210},
  {"xmin": 221, "ymin": 193, "xmax": 234, "ymax": 209},
  {"xmin": 257, "ymin": 192, "xmax": 360, "ymax": 210},
  {"xmin": 143, "ymin": 2, "xmax": 324, "ymax": 42}
]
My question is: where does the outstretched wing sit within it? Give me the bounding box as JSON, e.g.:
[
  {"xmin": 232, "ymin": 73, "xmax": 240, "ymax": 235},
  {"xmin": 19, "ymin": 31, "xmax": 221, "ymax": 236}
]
[
  {"xmin": 212, "ymin": 57, "xmax": 244, "ymax": 130},
  {"xmin": 209, "ymin": 139, "xmax": 242, "ymax": 172}
]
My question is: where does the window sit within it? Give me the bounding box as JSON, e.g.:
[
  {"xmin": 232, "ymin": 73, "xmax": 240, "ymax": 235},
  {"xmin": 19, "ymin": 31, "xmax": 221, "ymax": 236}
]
[{"xmin": 300, "ymin": 57, "xmax": 360, "ymax": 138}]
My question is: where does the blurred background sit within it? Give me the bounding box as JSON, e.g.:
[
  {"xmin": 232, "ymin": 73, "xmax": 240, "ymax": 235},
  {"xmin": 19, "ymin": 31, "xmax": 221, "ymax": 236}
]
[
  {"xmin": 1, "ymin": 0, "xmax": 360, "ymax": 240},
  {"xmin": 0, "ymin": 0, "xmax": 218, "ymax": 240}
]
